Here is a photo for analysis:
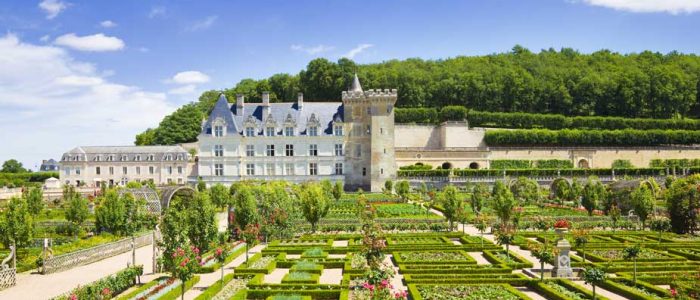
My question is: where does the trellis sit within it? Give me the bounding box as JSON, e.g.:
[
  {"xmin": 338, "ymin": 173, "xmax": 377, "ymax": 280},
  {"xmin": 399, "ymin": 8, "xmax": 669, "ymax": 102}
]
[
  {"xmin": 119, "ymin": 188, "xmax": 161, "ymax": 214},
  {"xmin": 0, "ymin": 245, "xmax": 15, "ymax": 290}
]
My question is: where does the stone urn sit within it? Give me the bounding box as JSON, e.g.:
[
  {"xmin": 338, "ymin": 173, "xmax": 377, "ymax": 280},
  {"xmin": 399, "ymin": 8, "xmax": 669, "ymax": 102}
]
[{"xmin": 552, "ymin": 227, "xmax": 574, "ymax": 278}]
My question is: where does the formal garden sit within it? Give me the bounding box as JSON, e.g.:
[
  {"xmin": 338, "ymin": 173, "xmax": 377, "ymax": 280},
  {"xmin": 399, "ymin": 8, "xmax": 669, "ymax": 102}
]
[{"xmin": 1, "ymin": 173, "xmax": 700, "ymax": 299}]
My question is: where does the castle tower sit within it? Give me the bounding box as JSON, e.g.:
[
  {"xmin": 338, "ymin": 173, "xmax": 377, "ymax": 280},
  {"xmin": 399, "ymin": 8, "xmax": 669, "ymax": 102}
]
[{"xmin": 342, "ymin": 74, "xmax": 398, "ymax": 192}]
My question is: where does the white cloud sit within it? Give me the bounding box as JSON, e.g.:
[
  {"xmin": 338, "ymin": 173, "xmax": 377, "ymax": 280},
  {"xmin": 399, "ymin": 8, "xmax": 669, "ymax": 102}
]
[
  {"xmin": 148, "ymin": 6, "xmax": 166, "ymax": 18},
  {"xmin": 170, "ymin": 71, "xmax": 210, "ymax": 84},
  {"xmin": 100, "ymin": 20, "xmax": 117, "ymax": 28},
  {"xmin": 343, "ymin": 44, "xmax": 373, "ymax": 59},
  {"xmin": 138, "ymin": 47, "xmax": 149, "ymax": 53},
  {"xmin": 54, "ymin": 33, "xmax": 125, "ymax": 52},
  {"xmin": 0, "ymin": 33, "xmax": 175, "ymax": 168},
  {"xmin": 38, "ymin": 0, "xmax": 68, "ymax": 19},
  {"xmin": 168, "ymin": 84, "xmax": 197, "ymax": 95},
  {"xmin": 39, "ymin": 35, "xmax": 50, "ymax": 42},
  {"xmin": 186, "ymin": 15, "xmax": 218, "ymax": 31},
  {"xmin": 576, "ymin": 0, "xmax": 700, "ymax": 14},
  {"xmin": 290, "ymin": 44, "xmax": 335, "ymax": 55}
]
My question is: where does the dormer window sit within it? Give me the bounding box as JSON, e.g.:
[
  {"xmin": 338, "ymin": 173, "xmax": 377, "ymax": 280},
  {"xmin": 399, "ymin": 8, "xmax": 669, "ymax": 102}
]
[
  {"xmin": 246, "ymin": 127, "xmax": 255, "ymax": 137},
  {"xmin": 214, "ymin": 125, "xmax": 224, "ymax": 137},
  {"xmin": 308, "ymin": 126, "xmax": 318, "ymax": 136},
  {"xmin": 135, "ymin": 155, "xmax": 141, "ymax": 161},
  {"xmin": 107, "ymin": 155, "xmax": 114, "ymax": 162},
  {"xmin": 121, "ymin": 155, "xmax": 128, "ymax": 161},
  {"xmin": 165, "ymin": 154, "xmax": 172, "ymax": 161},
  {"xmin": 177, "ymin": 154, "xmax": 183, "ymax": 161},
  {"xmin": 94, "ymin": 156, "xmax": 101, "ymax": 162},
  {"xmin": 334, "ymin": 125, "xmax": 343, "ymax": 136},
  {"xmin": 285, "ymin": 127, "xmax": 294, "ymax": 136},
  {"xmin": 148, "ymin": 155, "xmax": 154, "ymax": 161},
  {"xmin": 266, "ymin": 127, "xmax": 275, "ymax": 137}
]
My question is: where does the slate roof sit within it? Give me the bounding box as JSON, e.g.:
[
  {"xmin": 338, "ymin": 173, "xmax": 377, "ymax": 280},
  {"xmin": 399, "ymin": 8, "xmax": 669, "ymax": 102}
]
[
  {"xmin": 202, "ymin": 94, "xmax": 344, "ymax": 136},
  {"xmin": 65, "ymin": 145, "xmax": 187, "ymax": 154}
]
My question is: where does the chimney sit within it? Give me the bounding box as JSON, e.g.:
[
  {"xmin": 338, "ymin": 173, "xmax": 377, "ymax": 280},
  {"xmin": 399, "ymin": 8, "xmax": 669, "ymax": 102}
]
[
  {"xmin": 297, "ymin": 92, "xmax": 304, "ymax": 110},
  {"xmin": 236, "ymin": 94, "xmax": 245, "ymax": 115},
  {"xmin": 262, "ymin": 92, "xmax": 271, "ymax": 118}
]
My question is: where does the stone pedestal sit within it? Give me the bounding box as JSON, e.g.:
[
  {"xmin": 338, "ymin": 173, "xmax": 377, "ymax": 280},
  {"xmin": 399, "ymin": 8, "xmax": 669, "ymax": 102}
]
[{"xmin": 551, "ymin": 228, "xmax": 573, "ymax": 278}]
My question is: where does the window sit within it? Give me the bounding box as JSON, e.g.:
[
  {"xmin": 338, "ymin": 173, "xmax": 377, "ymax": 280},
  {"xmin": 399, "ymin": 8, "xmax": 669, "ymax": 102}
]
[
  {"xmin": 215, "ymin": 164, "xmax": 224, "ymax": 176},
  {"xmin": 266, "ymin": 163, "xmax": 275, "ymax": 175},
  {"xmin": 95, "ymin": 167, "xmax": 101, "ymax": 175},
  {"xmin": 266, "ymin": 145, "xmax": 275, "ymax": 156},
  {"xmin": 64, "ymin": 167, "xmax": 71, "ymax": 176},
  {"xmin": 214, "ymin": 125, "xmax": 224, "ymax": 137},
  {"xmin": 285, "ymin": 127, "xmax": 294, "ymax": 136},
  {"xmin": 109, "ymin": 167, "xmax": 114, "ymax": 175},
  {"xmin": 367, "ymin": 106, "xmax": 371, "ymax": 115},
  {"xmin": 95, "ymin": 156, "xmax": 101, "ymax": 162},
  {"xmin": 75, "ymin": 168, "xmax": 81, "ymax": 175},
  {"xmin": 246, "ymin": 145, "xmax": 255, "ymax": 157},
  {"xmin": 246, "ymin": 164, "xmax": 255, "ymax": 175},
  {"xmin": 178, "ymin": 178, "xmax": 183, "ymax": 184},
  {"xmin": 148, "ymin": 155, "xmax": 154, "ymax": 161},
  {"xmin": 335, "ymin": 163, "xmax": 343, "ymax": 175},
  {"xmin": 334, "ymin": 125, "xmax": 343, "ymax": 136},
  {"xmin": 149, "ymin": 166, "xmax": 155, "ymax": 174},
  {"xmin": 121, "ymin": 155, "xmax": 128, "ymax": 161},
  {"xmin": 387, "ymin": 104, "xmax": 392, "ymax": 113},
  {"xmin": 177, "ymin": 154, "xmax": 183, "ymax": 161},
  {"xmin": 366, "ymin": 125, "xmax": 371, "ymax": 134},
  {"xmin": 165, "ymin": 155, "xmax": 172, "ymax": 161},
  {"xmin": 285, "ymin": 144, "xmax": 294, "ymax": 156},
  {"xmin": 380, "ymin": 128, "xmax": 384, "ymax": 134},
  {"xmin": 177, "ymin": 166, "xmax": 183, "ymax": 174},
  {"xmin": 167, "ymin": 178, "xmax": 172, "ymax": 184},
  {"xmin": 214, "ymin": 145, "xmax": 224, "ymax": 157},
  {"xmin": 362, "ymin": 167, "xmax": 367, "ymax": 176},
  {"xmin": 136, "ymin": 167, "xmax": 141, "ymax": 175},
  {"xmin": 335, "ymin": 144, "xmax": 343, "ymax": 156},
  {"xmin": 309, "ymin": 144, "xmax": 318, "ymax": 156},
  {"xmin": 135, "ymin": 155, "xmax": 141, "ymax": 161},
  {"xmin": 123, "ymin": 167, "xmax": 128, "ymax": 174},
  {"xmin": 285, "ymin": 163, "xmax": 295, "ymax": 175},
  {"xmin": 308, "ymin": 126, "xmax": 318, "ymax": 136},
  {"xmin": 167, "ymin": 166, "xmax": 173, "ymax": 175},
  {"xmin": 381, "ymin": 168, "xmax": 384, "ymax": 175},
  {"xmin": 107, "ymin": 155, "xmax": 114, "ymax": 162},
  {"xmin": 355, "ymin": 144, "xmax": 361, "ymax": 157},
  {"xmin": 266, "ymin": 127, "xmax": 275, "ymax": 136},
  {"xmin": 246, "ymin": 127, "xmax": 255, "ymax": 137},
  {"xmin": 309, "ymin": 163, "xmax": 318, "ymax": 175}
]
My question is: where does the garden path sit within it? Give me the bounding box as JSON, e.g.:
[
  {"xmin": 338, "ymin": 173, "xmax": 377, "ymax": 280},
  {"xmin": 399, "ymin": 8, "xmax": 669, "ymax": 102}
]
[
  {"xmin": 572, "ymin": 280, "xmax": 626, "ymax": 300},
  {"xmin": 0, "ymin": 242, "xmax": 157, "ymax": 299},
  {"xmin": 182, "ymin": 244, "xmax": 264, "ymax": 300},
  {"xmin": 319, "ymin": 268, "xmax": 343, "ymax": 285}
]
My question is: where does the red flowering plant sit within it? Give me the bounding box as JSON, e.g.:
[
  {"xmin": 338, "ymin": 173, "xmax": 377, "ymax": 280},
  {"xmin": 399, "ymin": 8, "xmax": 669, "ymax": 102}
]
[
  {"xmin": 553, "ymin": 219, "xmax": 571, "ymax": 229},
  {"xmin": 240, "ymin": 223, "xmax": 261, "ymax": 263},
  {"xmin": 171, "ymin": 246, "xmax": 201, "ymax": 300},
  {"xmin": 214, "ymin": 247, "xmax": 228, "ymax": 285}
]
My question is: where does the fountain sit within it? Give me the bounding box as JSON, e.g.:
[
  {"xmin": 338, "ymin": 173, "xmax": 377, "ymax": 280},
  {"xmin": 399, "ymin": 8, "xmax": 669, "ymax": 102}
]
[{"xmin": 551, "ymin": 221, "xmax": 574, "ymax": 278}]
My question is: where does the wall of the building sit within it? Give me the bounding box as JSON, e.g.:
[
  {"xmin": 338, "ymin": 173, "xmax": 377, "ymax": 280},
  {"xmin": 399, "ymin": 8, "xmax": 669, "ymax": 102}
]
[
  {"xmin": 395, "ymin": 123, "xmax": 485, "ymax": 149},
  {"xmin": 60, "ymin": 160, "xmax": 189, "ymax": 187}
]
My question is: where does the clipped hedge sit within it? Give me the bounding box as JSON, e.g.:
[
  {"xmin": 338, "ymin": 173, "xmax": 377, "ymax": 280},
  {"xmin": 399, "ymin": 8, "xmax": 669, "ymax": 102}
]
[
  {"xmin": 398, "ymin": 167, "xmax": 669, "ymax": 178},
  {"xmin": 485, "ymin": 128, "xmax": 700, "ymax": 146},
  {"xmin": 395, "ymin": 107, "xmax": 439, "ymax": 124},
  {"xmin": 158, "ymin": 276, "xmax": 201, "ymax": 300},
  {"xmin": 598, "ymin": 278, "xmax": 671, "ymax": 300},
  {"xmin": 0, "ymin": 171, "xmax": 59, "ymax": 187},
  {"xmin": 55, "ymin": 265, "xmax": 143, "ymax": 300},
  {"xmin": 529, "ymin": 279, "xmax": 608, "ymax": 300},
  {"xmin": 407, "ymin": 283, "xmax": 530, "ymax": 300}
]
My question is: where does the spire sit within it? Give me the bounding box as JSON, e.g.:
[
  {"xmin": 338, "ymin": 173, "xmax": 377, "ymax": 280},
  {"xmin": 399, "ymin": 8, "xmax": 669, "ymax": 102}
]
[{"xmin": 350, "ymin": 73, "xmax": 363, "ymax": 92}]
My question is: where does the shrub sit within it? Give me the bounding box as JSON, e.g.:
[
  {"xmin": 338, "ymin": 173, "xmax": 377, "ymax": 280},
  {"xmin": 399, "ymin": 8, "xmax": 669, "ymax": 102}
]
[{"xmin": 484, "ymin": 129, "xmax": 700, "ymax": 146}]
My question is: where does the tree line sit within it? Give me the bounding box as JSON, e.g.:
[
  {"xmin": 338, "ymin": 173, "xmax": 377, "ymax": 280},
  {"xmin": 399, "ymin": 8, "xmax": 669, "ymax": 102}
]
[{"xmin": 135, "ymin": 46, "xmax": 700, "ymax": 145}]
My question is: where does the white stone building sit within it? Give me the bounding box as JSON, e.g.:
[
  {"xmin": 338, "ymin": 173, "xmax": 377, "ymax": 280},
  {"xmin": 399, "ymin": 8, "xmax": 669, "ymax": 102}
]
[
  {"xmin": 59, "ymin": 146, "xmax": 191, "ymax": 187},
  {"xmin": 197, "ymin": 75, "xmax": 398, "ymax": 192}
]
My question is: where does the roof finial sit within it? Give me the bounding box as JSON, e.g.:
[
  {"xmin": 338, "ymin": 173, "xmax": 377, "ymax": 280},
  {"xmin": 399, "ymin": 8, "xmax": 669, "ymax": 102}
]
[{"xmin": 350, "ymin": 73, "xmax": 363, "ymax": 92}]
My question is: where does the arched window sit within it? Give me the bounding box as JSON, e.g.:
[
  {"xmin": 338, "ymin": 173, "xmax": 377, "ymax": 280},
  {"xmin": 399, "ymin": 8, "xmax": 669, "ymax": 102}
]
[
  {"xmin": 469, "ymin": 162, "xmax": 480, "ymax": 169},
  {"xmin": 441, "ymin": 162, "xmax": 453, "ymax": 169}
]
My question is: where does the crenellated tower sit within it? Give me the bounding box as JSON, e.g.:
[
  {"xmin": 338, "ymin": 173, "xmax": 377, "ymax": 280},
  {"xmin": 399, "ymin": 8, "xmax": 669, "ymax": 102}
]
[{"xmin": 342, "ymin": 74, "xmax": 397, "ymax": 192}]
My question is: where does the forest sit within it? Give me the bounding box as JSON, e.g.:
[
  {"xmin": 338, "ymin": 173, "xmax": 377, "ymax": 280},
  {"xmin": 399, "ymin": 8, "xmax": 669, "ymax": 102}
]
[{"xmin": 136, "ymin": 46, "xmax": 700, "ymax": 146}]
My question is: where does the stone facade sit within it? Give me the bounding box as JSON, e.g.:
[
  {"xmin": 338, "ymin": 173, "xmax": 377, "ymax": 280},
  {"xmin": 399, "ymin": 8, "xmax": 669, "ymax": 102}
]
[
  {"xmin": 197, "ymin": 75, "xmax": 397, "ymax": 192},
  {"xmin": 59, "ymin": 146, "xmax": 190, "ymax": 187}
]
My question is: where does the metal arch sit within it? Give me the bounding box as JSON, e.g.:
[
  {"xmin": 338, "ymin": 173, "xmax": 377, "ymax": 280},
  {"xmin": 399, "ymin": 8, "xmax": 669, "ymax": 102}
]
[
  {"xmin": 159, "ymin": 185, "xmax": 196, "ymax": 211},
  {"xmin": 118, "ymin": 188, "xmax": 161, "ymax": 214}
]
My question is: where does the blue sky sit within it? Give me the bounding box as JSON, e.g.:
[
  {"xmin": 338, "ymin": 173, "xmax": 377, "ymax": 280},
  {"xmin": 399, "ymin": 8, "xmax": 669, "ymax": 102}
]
[{"xmin": 1, "ymin": 0, "xmax": 699, "ymax": 169}]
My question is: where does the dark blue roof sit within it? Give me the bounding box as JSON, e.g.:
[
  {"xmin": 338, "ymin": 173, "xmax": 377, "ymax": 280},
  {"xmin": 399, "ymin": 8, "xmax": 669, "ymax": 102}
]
[{"xmin": 202, "ymin": 96, "xmax": 344, "ymax": 136}]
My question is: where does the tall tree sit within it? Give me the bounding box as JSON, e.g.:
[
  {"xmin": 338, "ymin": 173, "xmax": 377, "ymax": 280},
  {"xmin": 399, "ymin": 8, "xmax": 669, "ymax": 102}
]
[
  {"xmin": 209, "ymin": 184, "xmax": 231, "ymax": 209},
  {"xmin": 665, "ymin": 174, "xmax": 700, "ymax": 234},
  {"xmin": 0, "ymin": 197, "xmax": 34, "ymax": 248},
  {"xmin": 298, "ymin": 183, "xmax": 330, "ymax": 232},
  {"xmin": 1, "ymin": 159, "xmax": 27, "ymax": 173},
  {"xmin": 25, "ymin": 187, "xmax": 44, "ymax": 216},
  {"xmin": 510, "ymin": 177, "xmax": 539, "ymax": 204},
  {"xmin": 631, "ymin": 185, "xmax": 655, "ymax": 228},
  {"xmin": 440, "ymin": 185, "xmax": 462, "ymax": 231},
  {"xmin": 233, "ymin": 186, "xmax": 259, "ymax": 231},
  {"xmin": 582, "ymin": 178, "xmax": 606, "ymax": 216},
  {"xmin": 492, "ymin": 181, "xmax": 516, "ymax": 225}
]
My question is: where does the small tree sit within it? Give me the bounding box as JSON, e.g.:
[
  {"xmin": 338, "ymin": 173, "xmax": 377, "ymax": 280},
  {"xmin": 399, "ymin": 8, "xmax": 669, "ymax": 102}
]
[
  {"xmin": 511, "ymin": 177, "xmax": 539, "ymax": 205},
  {"xmin": 65, "ymin": 194, "xmax": 89, "ymax": 235},
  {"xmin": 383, "ymin": 180, "xmax": 393, "ymax": 195},
  {"xmin": 623, "ymin": 244, "xmax": 641, "ymax": 286},
  {"xmin": 609, "ymin": 204, "xmax": 621, "ymax": 232},
  {"xmin": 209, "ymin": 184, "xmax": 231, "ymax": 210},
  {"xmin": 474, "ymin": 217, "xmax": 488, "ymax": 250},
  {"xmin": 531, "ymin": 244, "xmax": 554, "ymax": 281},
  {"xmin": 631, "ymin": 185, "xmax": 655, "ymax": 229},
  {"xmin": 1, "ymin": 159, "xmax": 27, "ymax": 173},
  {"xmin": 569, "ymin": 180, "xmax": 583, "ymax": 206},
  {"xmin": 332, "ymin": 181, "xmax": 344, "ymax": 201},
  {"xmin": 233, "ymin": 186, "xmax": 259, "ymax": 231},
  {"xmin": 241, "ymin": 223, "xmax": 260, "ymax": 263},
  {"xmin": 581, "ymin": 179, "xmax": 604, "ymax": 216},
  {"xmin": 573, "ymin": 229, "xmax": 590, "ymax": 263},
  {"xmin": 492, "ymin": 181, "xmax": 516, "ymax": 226},
  {"xmin": 583, "ymin": 267, "xmax": 606, "ymax": 300},
  {"xmin": 552, "ymin": 179, "xmax": 571, "ymax": 204},
  {"xmin": 395, "ymin": 180, "xmax": 410, "ymax": 202},
  {"xmin": 23, "ymin": 187, "xmax": 44, "ymax": 217},
  {"xmin": 533, "ymin": 217, "xmax": 551, "ymax": 245},
  {"xmin": 495, "ymin": 226, "xmax": 515, "ymax": 262},
  {"xmin": 214, "ymin": 247, "xmax": 228, "ymax": 285},
  {"xmin": 171, "ymin": 246, "xmax": 200, "ymax": 300},
  {"xmin": 196, "ymin": 178, "xmax": 207, "ymax": 192},
  {"xmin": 470, "ymin": 184, "xmax": 487, "ymax": 216},
  {"xmin": 298, "ymin": 183, "xmax": 330, "ymax": 232},
  {"xmin": 0, "ymin": 197, "xmax": 34, "ymax": 249},
  {"xmin": 649, "ymin": 216, "xmax": 671, "ymax": 242},
  {"xmin": 665, "ymin": 174, "xmax": 700, "ymax": 234},
  {"xmin": 320, "ymin": 179, "xmax": 334, "ymax": 200},
  {"xmin": 440, "ymin": 185, "xmax": 462, "ymax": 231}
]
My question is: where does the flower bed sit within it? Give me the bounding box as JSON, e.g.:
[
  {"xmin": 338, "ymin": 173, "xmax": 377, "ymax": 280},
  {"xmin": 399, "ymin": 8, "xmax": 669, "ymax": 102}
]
[
  {"xmin": 393, "ymin": 250, "xmax": 476, "ymax": 264},
  {"xmin": 282, "ymin": 272, "xmax": 320, "ymax": 284},
  {"xmin": 397, "ymin": 264, "xmax": 512, "ymax": 275},
  {"xmin": 115, "ymin": 275, "xmax": 199, "ymax": 300},
  {"xmin": 529, "ymin": 279, "xmax": 603, "ymax": 300},
  {"xmin": 583, "ymin": 248, "xmax": 683, "ymax": 262},
  {"xmin": 194, "ymin": 274, "xmax": 252, "ymax": 300},
  {"xmin": 409, "ymin": 284, "xmax": 528, "ymax": 300},
  {"xmin": 482, "ymin": 250, "xmax": 533, "ymax": 269},
  {"xmin": 290, "ymin": 261, "xmax": 324, "ymax": 274},
  {"xmin": 56, "ymin": 266, "xmax": 143, "ymax": 300}
]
